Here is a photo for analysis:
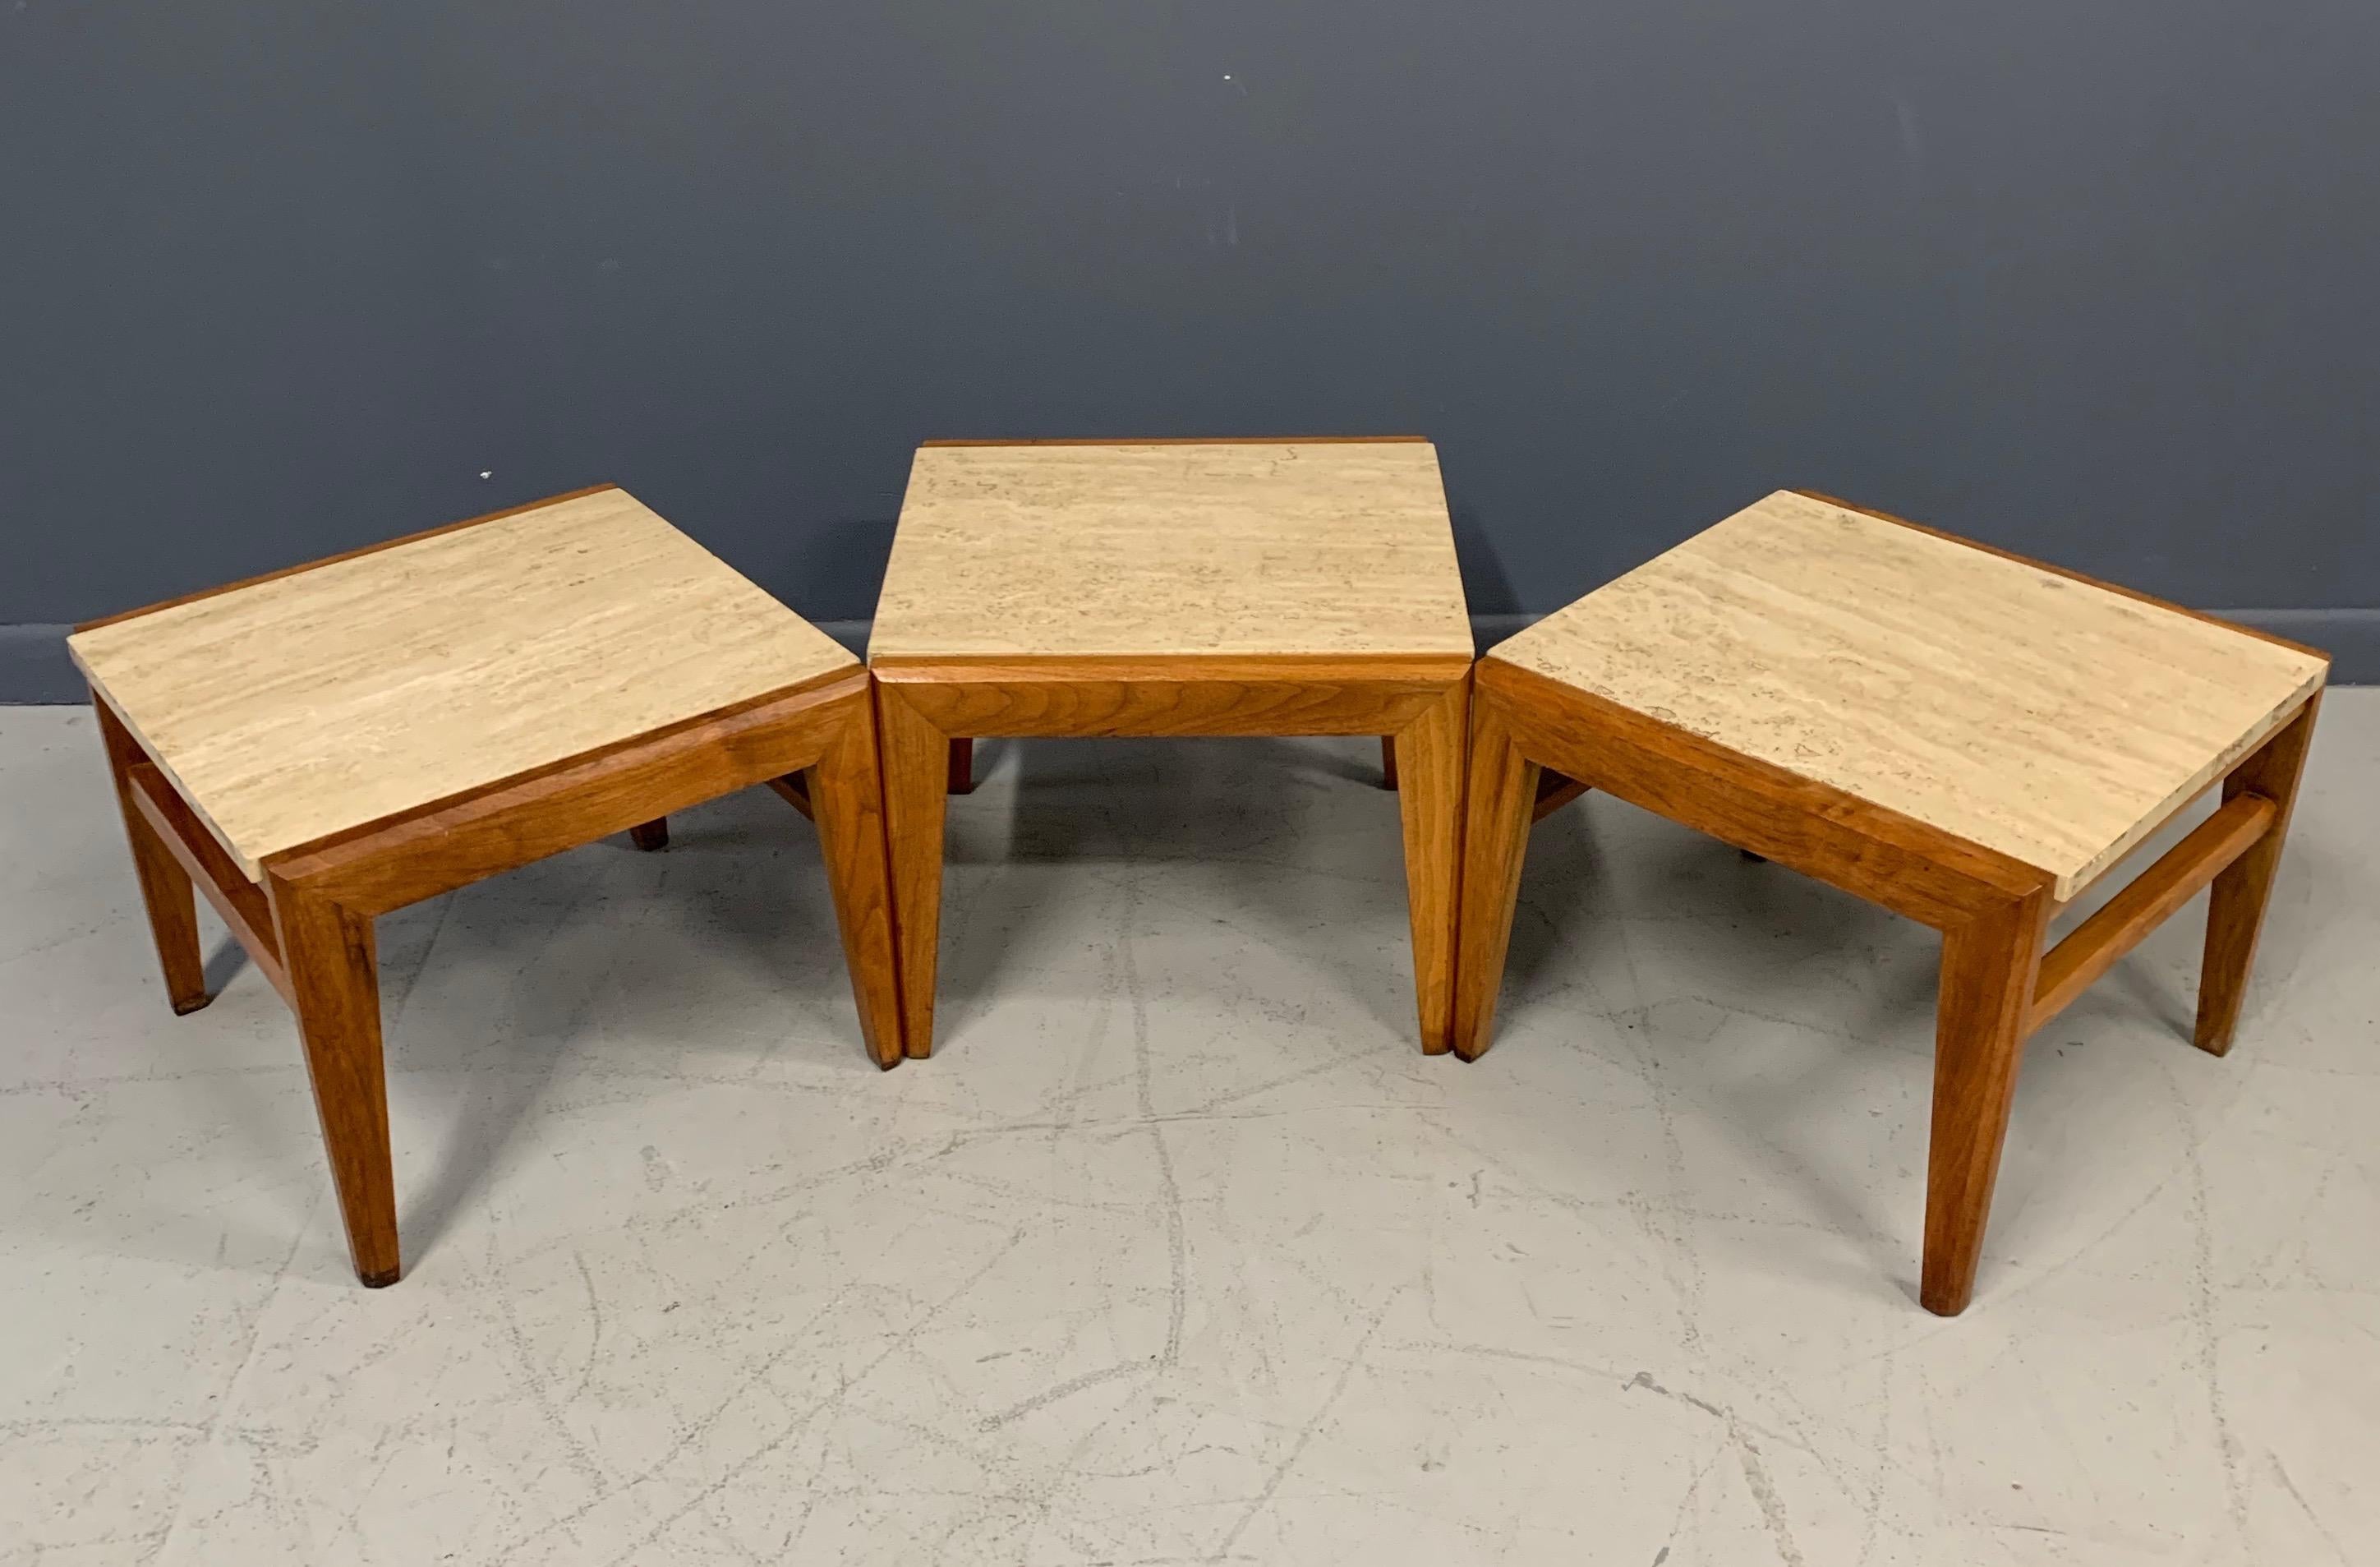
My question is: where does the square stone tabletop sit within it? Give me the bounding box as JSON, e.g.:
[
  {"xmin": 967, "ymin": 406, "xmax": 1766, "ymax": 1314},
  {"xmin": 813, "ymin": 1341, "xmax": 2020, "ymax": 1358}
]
[
  {"xmin": 868, "ymin": 440, "xmax": 1475, "ymax": 661},
  {"xmin": 69, "ymin": 486, "xmax": 855, "ymax": 879},
  {"xmin": 1489, "ymin": 490, "xmax": 2327, "ymax": 901}
]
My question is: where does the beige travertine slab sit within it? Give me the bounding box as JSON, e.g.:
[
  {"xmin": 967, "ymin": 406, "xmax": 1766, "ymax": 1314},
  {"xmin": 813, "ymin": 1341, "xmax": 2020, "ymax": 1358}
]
[
  {"xmin": 868, "ymin": 441, "xmax": 1474, "ymax": 660},
  {"xmin": 1491, "ymin": 491, "xmax": 2328, "ymax": 901},
  {"xmin": 68, "ymin": 487, "xmax": 855, "ymax": 878}
]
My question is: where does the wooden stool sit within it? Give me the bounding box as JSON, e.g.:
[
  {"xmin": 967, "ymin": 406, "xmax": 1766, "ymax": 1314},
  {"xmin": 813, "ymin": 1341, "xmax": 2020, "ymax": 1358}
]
[
  {"xmin": 868, "ymin": 437, "xmax": 1475, "ymax": 1059},
  {"xmin": 1451, "ymin": 491, "xmax": 2327, "ymax": 1315},
  {"xmin": 67, "ymin": 486, "xmax": 905, "ymax": 1286}
]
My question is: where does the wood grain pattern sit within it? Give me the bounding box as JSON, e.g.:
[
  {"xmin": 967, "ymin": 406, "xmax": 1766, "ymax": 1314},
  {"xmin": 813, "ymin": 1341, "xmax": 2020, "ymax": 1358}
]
[
  {"xmin": 1490, "ymin": 490, "xmax": 2328, "ymax": 899},
  {"xmin": 865, "ymin": 435, "xmax": 1466, "ymax": 1063},
  {"xmin": 93, "ymin": 698, "xmax": 209, "ymax": 1015},
  {"xmin": 803, "ymin": 692, "xmax": 908, "ymax": 1071},
  {"xmin": 266, "ymin": 674, "xmax": 866, "ymax": 916},
  {"xmin": 251, "ymin": 670, "xmax": 903, "ymax": 1282},
  {"xmin": 1924, "ymin": 889, "xmax": 2053, "ymax": 1316},
  {"xmin": 78, "ymin": 558, "xmax": 903, "ymax": 1287},
  {"xmin": 2027, "ymin": 792, "xmax": 2275, "ymax": 1035},
  {"xmin": 873, "ymin": 657, "xmax": 1467, "ymax": 740},
  {"xmin": 266, "ymin": 873, "xmax": 399, "ymax": 1287},
  {"xmin": 2196, "ymin": 694, "xmax": 2322, "ymax": 1055},
  {"xmin": 1449, "ymin": 698, "xmax": 1543, "ymax": 1062},
  {"xmin": 128, "ymin": 763, "xmax": 292, "ymax": 1007},
  {"xmin": 1457, "ymin": 533, "xmax": 2324, "ymax": 1313},
  {"xmin": 1391, "ymin": 676, "xmax": 1468, "ymax": 1055},
  {"xmin": 871, "ymin": 441, "xmax": 1472, "ymax": 660},
  {"xmin": 875, "ymin": 682, "xmax": 953, "ymax": 1060},
  {"xmin": 1463, "ymin": 657, "xmax": 2072, "ymax": 1303},
  {"xmin": 1473, "ymin": 660, "xmax": 2049, "ymax": 931},
  {"xmin": 68, "ymin": 486, "xmax": 858, "ymax": 878},
  {"xmin": 872, "ymin": 658, "xmax": 1475, "ymax": 1061}
]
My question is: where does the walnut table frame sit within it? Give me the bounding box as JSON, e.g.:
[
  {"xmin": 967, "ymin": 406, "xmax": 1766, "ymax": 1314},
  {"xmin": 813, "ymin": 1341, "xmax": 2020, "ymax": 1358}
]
[
  {"xmin": 1450, "ymin": 491, "xmax": 2328, "ymax": 1316},
  {"xmin": 69, "ymin": 486, "xmax": 905, "ymax": 1287},
  {"xmin": 868, "ymin": 437, "xmax": 1476, "ymax": 1060}
]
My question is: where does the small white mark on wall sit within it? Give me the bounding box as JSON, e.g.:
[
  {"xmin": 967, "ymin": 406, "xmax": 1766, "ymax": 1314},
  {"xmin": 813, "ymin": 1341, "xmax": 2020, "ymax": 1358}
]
[
  {"xmin": 480, "ymin": 471, "xmax": 492, "ymax": 480},
  {"xmin": 1890, "ymin": 88, "xmax": 1923, "ymax": 182}
]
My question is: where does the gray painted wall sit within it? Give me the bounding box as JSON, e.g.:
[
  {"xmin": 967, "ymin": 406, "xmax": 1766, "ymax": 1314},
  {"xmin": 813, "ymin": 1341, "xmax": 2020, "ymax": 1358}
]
[{"xmin": 6, "ymin": 2, "xmax": 2376, "ymax": 698}]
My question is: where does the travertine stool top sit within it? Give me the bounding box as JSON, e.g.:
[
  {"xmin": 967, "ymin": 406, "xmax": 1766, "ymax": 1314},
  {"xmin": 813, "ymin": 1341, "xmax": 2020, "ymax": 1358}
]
[
  {"xmin": 869, "ymin": 440, "xmax": 1474, "ymax": 661},
  {"xmin": 1491, "ymin": 490, "xmax": 2327, "ymax": 900},
  {"xmin": 68, "ymin": 486, "xmax": 854, "ymax": 878}
]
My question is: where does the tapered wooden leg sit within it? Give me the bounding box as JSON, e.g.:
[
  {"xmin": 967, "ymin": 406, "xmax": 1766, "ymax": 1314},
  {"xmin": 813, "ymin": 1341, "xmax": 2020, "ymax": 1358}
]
[
  {"xmin": 266, "ymin": 875, "xmax": 399, "ymax": 1287},
  {"xmin": 1449, "ymin": 698, "xmax": 1542, "ymax": 1062},
  {"xmin": 1922, "ymin": 888, "xmax": 2052, "ymax": 1316},
  {"xmin": 877, "ymin": 685, "xmax": 951, "ymax": 1059},
  {"xmin": 92, "ymin": 698, "xmax": 209, "ymax": 1014},
  {"xmin": 1379, "ymin": 735, "xmax": 1399, "ymax": 790},
  {"xmin": 1393, "ymin": 680, "xmax": 1467, "ymax": 1053},
  {"xmin": 807, "ymin": 698, "xmax": 908, "ymax": 1070},
  {"xmin": 628, "ymin": 818, "xmax": 669, "ymax": 851},
  {"xmin": 2196, "ymin": 694, "xmax": 2320, "ymax": 1056},
  {"xmin": 947, "ymin": 738, "xmax": 976, "ymax": 795}
]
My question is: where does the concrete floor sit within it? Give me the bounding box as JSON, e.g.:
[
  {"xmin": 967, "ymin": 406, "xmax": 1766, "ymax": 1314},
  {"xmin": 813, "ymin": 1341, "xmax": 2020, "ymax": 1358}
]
[{"xmin": 1, "ymin": 696, "xmax": 2373, "ymax": 1566}]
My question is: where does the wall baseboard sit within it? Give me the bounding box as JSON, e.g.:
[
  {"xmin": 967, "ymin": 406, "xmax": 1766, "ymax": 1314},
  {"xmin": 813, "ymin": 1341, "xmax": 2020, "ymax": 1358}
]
[
  {"xmin": 7, "ymin": 609, "xmax": 2374, "ymax": 704},
  {"xmin": 0, "ymin": 624, "xmax": 82, "ymax": 703},
  {"xmin": 2223, "ymin": 609, "xmax": 2380, "ymax": 681}
]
